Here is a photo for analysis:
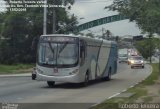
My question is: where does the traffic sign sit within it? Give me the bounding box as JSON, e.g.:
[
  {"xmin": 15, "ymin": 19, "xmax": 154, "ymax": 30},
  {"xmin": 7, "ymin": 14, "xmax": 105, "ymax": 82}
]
[{"xmin": 75, "ymin": 14, "xmax": 128, "ymax": 32}]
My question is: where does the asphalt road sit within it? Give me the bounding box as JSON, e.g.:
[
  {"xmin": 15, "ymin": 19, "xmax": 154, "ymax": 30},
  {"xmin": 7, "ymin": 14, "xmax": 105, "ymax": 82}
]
[{"xmin": 0, "ymin": 63, "xmax": 152, "ymax": 109}]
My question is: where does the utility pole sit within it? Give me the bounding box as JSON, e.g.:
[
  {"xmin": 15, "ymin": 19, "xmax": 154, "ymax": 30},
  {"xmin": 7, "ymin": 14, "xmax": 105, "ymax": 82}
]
[
  {"xmin": 43, "ymin": 0, "xmax": 58, "ymax": 34},
  {"xmin": 52, "ymin": 0, "xmax": 56, "ymax": 33},
  {"xmin": 159, "ymin": 52, "xmax": 160, "ymax": 73},
  {"xmin": 102, "ymin": 27, "xmax": 104, "ymax": 39},
  {"xmin": 149, "ymin": 32, "xmax": 153, "ymax": 64},
  {"xmin": 43, "ymin": 0, "xmax": 47, "ymax": 35},
  {"xmin": 53, "ymin": 8, "xmax": 56, "ymax": 33}
]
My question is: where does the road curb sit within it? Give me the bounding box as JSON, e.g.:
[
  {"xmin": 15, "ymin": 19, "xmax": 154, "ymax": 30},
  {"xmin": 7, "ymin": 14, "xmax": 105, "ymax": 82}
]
[
  {"xmin": 91, "ymin": 64, "xmax": 153, "ymax": 108},
  {"xmin": 0, "ymin": 73, "xmax": 31, "ymax": 77}
]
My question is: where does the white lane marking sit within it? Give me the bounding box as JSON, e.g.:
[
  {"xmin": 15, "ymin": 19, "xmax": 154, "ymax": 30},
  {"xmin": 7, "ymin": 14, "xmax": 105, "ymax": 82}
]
[
  {"xmin": 108, "ymin": 93, "xmax": 120, "ymax": 99},
  {"xmin": 129, "ymin": 85, "xmax": 134, "ymax": 88},
  {"xmin": 121, "ymin": 89, "xmax": 127, "ymax": 92},
  {"xmin": 91, "ymin": 64, "xmax": 153, "ymax": 108}
]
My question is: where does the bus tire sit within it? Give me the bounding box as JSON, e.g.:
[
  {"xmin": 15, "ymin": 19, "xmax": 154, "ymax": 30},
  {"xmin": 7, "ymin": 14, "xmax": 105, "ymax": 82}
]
[
  {"xmin": 82, "ymin": 72, "xmax": 89, "ymax": 87},
  {"xmin": 104, "ymin": 68, "xmax": 111, "ymax": 81},
  {"xmin": 47, "ymin": 81, "xmax": 55, "ymax": 87},
  {"xmin": 32, "ymin": 74, "xmax": 36, "ymax": 80}
]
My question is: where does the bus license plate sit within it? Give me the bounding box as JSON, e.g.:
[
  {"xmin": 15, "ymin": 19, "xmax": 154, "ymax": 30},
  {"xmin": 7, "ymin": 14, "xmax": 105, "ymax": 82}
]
[{"xmin": 54, "ymin": 68, "xmax": 58, "ymax": 73}]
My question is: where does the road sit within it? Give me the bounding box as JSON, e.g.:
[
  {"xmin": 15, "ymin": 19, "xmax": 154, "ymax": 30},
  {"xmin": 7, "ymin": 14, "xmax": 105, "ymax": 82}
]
[{"xmin": 0, "ymin": 63, "xmax": 151, "ymax": 109}]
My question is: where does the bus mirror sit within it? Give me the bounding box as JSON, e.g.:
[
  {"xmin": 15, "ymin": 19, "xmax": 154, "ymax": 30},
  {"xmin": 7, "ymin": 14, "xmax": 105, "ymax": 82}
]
[
  {"xmin": 80, "ymin": 46, "xmax": 84, "ymax": 58},
  {"xmin": 80, "ymin": 45, "xmax": 85, "ymax": 66}
]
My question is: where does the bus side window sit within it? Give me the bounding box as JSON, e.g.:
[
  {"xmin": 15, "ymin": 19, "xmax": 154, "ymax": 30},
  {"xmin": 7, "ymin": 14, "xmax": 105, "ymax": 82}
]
[{"xmin": 80, "ymin": 40, "xmax": 86, "ymax": 65}]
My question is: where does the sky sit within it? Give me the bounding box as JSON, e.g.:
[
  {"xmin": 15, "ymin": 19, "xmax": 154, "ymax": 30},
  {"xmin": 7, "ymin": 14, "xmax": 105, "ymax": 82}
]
[
  {"xmin": 0, "ymin": 0, "xmax": 143, "ymax": 37},
  {"xmin": 69, "ymin": 0, "xmax": 142, "ymax": 36}
]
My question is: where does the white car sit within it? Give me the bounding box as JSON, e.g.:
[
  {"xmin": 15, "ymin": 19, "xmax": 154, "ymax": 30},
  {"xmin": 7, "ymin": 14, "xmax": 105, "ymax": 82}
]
[
  {"xmin": 130, "ymin": 56, "xmax": 144, "ymax": 68},
  {"xmin": 118, "ymin": 54, "xmax": 128, "ymax": 63}
]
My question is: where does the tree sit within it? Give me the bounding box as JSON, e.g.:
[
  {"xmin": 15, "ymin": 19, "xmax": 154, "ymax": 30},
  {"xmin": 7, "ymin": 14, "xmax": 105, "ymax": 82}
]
[
  {"xmin": 103, "ymin": 29, "xmax": 113, "ymax": 40},
  {"xmin": 0, "ymin": 13, "xmax": 6, "ymax": 36},
  {"xmin": 0, "ymin": 0, "xmax": 76, "ymax": 64},
  {"xmin": 153, "ymin": 38, "xmax": 160, "ymax": 53},
  {"xmin": 47, "ymin": 0, "xmax": 76, "ymax": 34},
  {"xmin": 135, "ymin": 38, "xmax": 155, "ymax": 59},
  {"xmin": 106, "ymin": 0, "xmax": 160, "ymax": 35},
  {"xmin": 107, "ymin": 0, "xmax": 160, "ymax": 63}
]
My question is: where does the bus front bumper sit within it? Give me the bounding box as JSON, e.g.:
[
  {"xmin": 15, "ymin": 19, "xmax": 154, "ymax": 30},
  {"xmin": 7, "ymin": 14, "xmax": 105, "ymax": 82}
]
[{"xmin": 36, "ymin": 73, "xmax": 84, "ymax": 83}]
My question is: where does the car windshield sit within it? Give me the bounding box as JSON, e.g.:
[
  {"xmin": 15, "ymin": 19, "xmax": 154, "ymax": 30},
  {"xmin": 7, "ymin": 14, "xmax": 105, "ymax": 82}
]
[
  {"xmin": 131, "ymin": 56, "xmax": 143, "ymax": 60},
  {"xmin": 38, "ymin": 42, "xmax": 78, "ymax": 66}
]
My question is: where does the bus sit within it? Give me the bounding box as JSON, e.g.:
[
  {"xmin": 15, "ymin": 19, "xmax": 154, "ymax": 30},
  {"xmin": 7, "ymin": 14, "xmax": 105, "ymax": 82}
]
[{"xmin": 36, "ymin": 34, "xmax": 118, "ymax": 87}]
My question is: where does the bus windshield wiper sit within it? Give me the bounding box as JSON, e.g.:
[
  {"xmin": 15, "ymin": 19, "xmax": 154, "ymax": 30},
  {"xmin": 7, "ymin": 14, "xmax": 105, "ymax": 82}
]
[
  {"xmin": 48, "ymin": 42, "xmax": 55, "ymax": 55},
  {"xmin": 59, "ymin": 42, "xmax": 68, "ymax": 53}
]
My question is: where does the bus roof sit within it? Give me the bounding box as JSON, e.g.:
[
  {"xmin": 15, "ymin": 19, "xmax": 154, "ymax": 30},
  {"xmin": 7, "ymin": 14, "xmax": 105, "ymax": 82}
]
[
  {"xmin": 41, "ymin": 34, "xmax": 76, "ymax": 37},
  {"xmin": 40, "ymin": 34, "xmax": 115, "ymax": 44}
]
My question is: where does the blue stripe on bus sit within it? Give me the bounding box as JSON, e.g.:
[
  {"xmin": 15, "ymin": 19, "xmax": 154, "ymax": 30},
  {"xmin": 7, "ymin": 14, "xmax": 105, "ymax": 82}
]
[
  {"xmin": 95, "ymin": 40, "xmax": 103, "ymax": 78},
  {"xmin": 102, "ymin": 42, "xmax": 117, "ymax": 77}
]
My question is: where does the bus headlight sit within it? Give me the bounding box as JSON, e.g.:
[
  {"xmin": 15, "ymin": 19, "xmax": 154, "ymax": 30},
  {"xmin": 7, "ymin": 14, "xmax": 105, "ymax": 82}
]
[
  {"xmin": 36, "ymin": 68, "xmax": 44, "ymax": 74},
  {"xmin": 69, "ymin": 69, "xmax": 79, "ymax": 75}
]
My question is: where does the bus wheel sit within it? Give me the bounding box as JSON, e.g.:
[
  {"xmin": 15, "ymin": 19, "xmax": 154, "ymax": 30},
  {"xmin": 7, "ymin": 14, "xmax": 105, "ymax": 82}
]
[
  {"xmin": 32, "ymin": 74, "xmax": 36, "ymax": 80},
  {"xmin": 104, "ymin": 68, "xmax": 111, "ymax": 81},
  {"xmin": 82, "ymin": 73, "xmax": 89, "ymax": 87},
  {"xmin": 47, "ymin": 81, "xmax": 55, "ymax": 87}
]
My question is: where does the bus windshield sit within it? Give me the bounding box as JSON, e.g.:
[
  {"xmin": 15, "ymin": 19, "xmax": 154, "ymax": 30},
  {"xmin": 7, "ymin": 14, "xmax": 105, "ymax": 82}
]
[
  {"xmin": 119, "ymin": 54, "xmax": 127, "ymax": 57},
  {"xmin": 38, "ymin": 41, "xmax": 78, "ymax": 67}
]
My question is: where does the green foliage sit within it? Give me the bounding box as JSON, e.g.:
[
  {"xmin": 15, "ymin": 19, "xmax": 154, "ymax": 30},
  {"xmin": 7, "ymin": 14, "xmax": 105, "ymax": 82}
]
[
  {"xmin": 0, "ymin": 64, "xmax": 34, "ymax": 74},
  {"xmin": 127, "ymin": 87, "xmax": 147, "ymax": 99},
  {"xmin": 0, "ymin": 12, "xmax": 40, "ymax": 64},
  {"xmin": 135, "ymin": 37, "xmax": 160, "ymax": 60},
  {"xmin": 142, "ymin": 96, "xmax": 153, "ymax": 103},
  {"xmin": 92, "ymin": 63, "xmax": 159, "ymax": 109},
  {"xmin": 141, "ymin": 64, "xmax": 159, "ymax": 85},
  {"xmin": 134, "ymin": 38, "xmax": 155, "ymax": 59},
  {"xmin": 91, "ymin": 103, "xmax": 118, "ymax": 109},
  {"xmin": 107, "ymin": 0, "xmax": 160, "ymax": 35},
  {"xmin": 0, "ymin": 0, "xmax": 76, "ymax": 64},
  {"xmin": 153, "ymin": 38, "xmax": 160, "ymax": 50}
]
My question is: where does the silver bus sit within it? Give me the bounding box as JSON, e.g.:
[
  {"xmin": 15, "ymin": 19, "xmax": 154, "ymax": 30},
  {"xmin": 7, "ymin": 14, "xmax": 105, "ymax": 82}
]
[{"xmin": 36, "ymin": 34, "xmax": 117, "ymax": 87}]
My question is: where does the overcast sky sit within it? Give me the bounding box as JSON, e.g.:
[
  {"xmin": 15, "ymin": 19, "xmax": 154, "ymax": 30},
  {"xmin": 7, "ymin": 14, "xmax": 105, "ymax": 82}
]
[
  {"xmin": 0, "ymin": 0, "xmax": 142, "ymax": 36},
  {"xmin": 69, "ymin": 0, "xmax": 142, "ymax": 36}
]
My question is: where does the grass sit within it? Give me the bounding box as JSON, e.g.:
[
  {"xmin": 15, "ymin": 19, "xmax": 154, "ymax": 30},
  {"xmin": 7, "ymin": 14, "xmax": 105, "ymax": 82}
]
[
  {"xmin": 159, "ymin": 90, "xmax": 160, "ymax": 95},
  {"xmin": 92, "ymin": 63, "xmax": 160, "ymax": 109},
  {"xmin": 141, "ymin": 64, "xmax": 159, "ymax": 85},
  {"xmin": 0, "ymin": 63, "xmax": 35, "ymax": 74},
  {"xmin": 127, "ymin": 86, "xmax": 147, "ymax": 102},
  {"xmin": 142, "ymin": 96, "xmax": 153, "ymax": 103}
]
